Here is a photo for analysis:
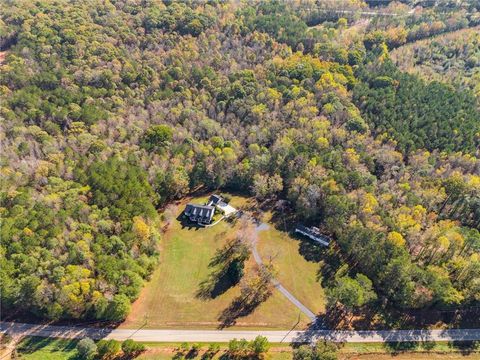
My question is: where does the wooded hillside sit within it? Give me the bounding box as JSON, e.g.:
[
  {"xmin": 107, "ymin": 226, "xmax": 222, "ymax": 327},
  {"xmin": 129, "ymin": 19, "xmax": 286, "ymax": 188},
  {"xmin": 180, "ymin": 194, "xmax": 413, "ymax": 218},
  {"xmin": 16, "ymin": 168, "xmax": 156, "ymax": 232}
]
[{"xmin": 1, "ymin": 0, "xmax": 479, "ymax": 322}]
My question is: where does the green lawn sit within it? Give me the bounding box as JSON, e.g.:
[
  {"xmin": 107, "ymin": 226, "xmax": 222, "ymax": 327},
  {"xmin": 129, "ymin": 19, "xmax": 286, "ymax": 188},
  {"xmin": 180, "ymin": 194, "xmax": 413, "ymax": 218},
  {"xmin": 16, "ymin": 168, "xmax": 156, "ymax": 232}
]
[
  {"xmin": 7, "ymin": 337, "xmax": 290, "ymax": 360},
  {"xmin": 137, "ymin": 351, "xmax": 292, "ymax": 360},
  {"xmin": 256, "ymin": 212, "xmax": 326, "ymax": 315},
  {"xmin": 122, "ymin": 195, "xmax": 310, "ymax": 330},
  {"xmin": 13, "ymin": 337, "xmax": 79, "ymax": 359},
  {"xmin": 136, "ymin": 343, "xmax": 292, "ymax": 360},
  {"xmin": 340, "ymin": 342, "xmax": 480, "ymax": 359},
  {"xmin": 11, "ymin": 337, "xmax": 480, "ymax": 360}
]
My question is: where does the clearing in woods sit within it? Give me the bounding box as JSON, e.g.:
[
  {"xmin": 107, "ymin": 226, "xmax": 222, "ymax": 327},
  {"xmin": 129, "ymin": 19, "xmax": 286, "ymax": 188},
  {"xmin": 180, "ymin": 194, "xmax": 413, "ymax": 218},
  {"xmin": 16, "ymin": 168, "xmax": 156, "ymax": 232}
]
[
  {"xmin": 121, "ymin": 194, "xmax": 324, "ymax": 330},
  {"xmin": 256, "ymin": 211, "xmax": 326, "ymax": 316}
]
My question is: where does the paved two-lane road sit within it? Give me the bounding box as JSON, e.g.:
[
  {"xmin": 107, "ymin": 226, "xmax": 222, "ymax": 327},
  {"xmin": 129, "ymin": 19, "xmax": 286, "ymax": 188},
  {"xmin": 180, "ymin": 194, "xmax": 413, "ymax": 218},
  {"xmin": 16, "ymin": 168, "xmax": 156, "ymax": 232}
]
[
  {"xmin": 4, "ymin": 220, "xmax": 478, "ymax": 344},
  {"xmin": 1, "ymin": 321, "xmax": 480, "ymax": 343}
]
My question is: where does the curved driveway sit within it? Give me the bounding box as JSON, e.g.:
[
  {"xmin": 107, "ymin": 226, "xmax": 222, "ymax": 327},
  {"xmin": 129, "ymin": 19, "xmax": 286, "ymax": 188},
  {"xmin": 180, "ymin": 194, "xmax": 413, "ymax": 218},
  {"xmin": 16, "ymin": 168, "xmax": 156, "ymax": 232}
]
[
  {"xmin": 4, "ymin": 221, "xmax": 478, "ymax": 344},
  {"xmin": 252, "ymin": 222, "xmax": 318, "ymax": 323}
]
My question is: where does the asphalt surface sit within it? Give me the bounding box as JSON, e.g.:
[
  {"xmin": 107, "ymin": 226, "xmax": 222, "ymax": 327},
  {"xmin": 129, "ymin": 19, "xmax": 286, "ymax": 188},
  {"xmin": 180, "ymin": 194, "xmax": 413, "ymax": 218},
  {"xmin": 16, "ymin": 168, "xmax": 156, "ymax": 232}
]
[
  {"xmin": 274, "ymin": 282, "xmax": 317, "ymax": 321},
  {"xmin": 252, "ymin": 222, "xmax": 318, "ymax": 322},
  {"xmin": 2, "ymin": 322, "xmax": 480, "ymax": 343},
  {"xmin": 5, "ymin": 219, "xmax": 477, "ymax": 344}
]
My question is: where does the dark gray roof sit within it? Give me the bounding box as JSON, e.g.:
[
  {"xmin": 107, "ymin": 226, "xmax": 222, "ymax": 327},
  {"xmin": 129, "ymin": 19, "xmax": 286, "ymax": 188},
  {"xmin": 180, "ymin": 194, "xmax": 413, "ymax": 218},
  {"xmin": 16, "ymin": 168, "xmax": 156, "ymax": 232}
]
[
  {"xmin": 184, "ymin": 204, "xmax": 215, "ymax": 223},
  {"xmin": 208, "ymin": 194, "xmax": 223, "ymax": 205}
]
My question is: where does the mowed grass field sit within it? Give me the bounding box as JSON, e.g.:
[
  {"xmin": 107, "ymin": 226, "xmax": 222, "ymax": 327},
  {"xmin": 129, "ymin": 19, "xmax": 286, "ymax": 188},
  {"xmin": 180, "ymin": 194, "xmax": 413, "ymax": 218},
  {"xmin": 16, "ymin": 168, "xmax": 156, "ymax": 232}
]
[
  {"xmin": 138, "ymin": 346, "xmax": 480, "ymax": 360},
  {"xmin": 256, "ymin": 212, "xmax": 326, "ymax": 316},
  {"xmin": 9, "ymin": 337, "xmax": 78, "ymax": 360},
  {"xmin": 122, "ymin": 194, "xmax": 312, "ymax": 330}
]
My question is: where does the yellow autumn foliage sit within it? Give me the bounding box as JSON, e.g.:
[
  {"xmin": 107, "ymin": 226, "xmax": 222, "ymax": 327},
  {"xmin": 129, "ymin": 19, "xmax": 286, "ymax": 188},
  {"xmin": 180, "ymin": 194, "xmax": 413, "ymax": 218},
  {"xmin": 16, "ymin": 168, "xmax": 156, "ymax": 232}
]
[
  {"xmin": 344, "ymin": 148, "xmax": 360, "ymax": 166},
  {"xmin": 466, "ymin": 175, "xmax": 480, "ymax": 189},
  {"xmin": 322, "ymin": 179, "xmax": 340, "ymax": 193},
  {"xmin": 387, "ymin": 231, "xmax": 406, "ymax": 247},
  {"xmin": 438, "ymin": 235, "xmax": 450, "ymax": 250},
  {"xmin": 316, "ymin": 136, "xmax": 329, "ymax": 149},
  {"xmin": 363, "ymin": 193, "xmax": 378, "ymax": 214},
  {"xmin": 133, "ymin": 216, "xmax": 150, "ymax": 242}
]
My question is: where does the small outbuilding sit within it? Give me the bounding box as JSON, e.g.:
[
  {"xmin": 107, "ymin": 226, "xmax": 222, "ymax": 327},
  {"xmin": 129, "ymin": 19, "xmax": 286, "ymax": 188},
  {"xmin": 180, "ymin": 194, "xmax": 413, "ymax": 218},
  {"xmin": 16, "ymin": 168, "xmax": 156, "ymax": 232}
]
[
  {"xmin": 295, "ymin": 224, "xmax": 331, "ymax": 247},
  {"xmin": 207, "ymin": 194, "xmax": 237, "ymax": 217},
  {"xmin": 207, "ymin": 194, "xmax": 223, "ymax": 206}
]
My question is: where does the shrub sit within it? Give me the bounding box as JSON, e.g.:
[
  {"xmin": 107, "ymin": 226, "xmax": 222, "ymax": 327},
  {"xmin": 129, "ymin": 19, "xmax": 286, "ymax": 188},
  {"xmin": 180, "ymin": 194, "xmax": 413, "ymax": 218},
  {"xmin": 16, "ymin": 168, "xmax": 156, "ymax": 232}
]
[
  {"xmin": 250, "ymin": 335, "xmax": 269, "ymax": 355},
  {"xmin": 314, "ymin": 340, "xmax": 338, "ymax": 360},
  {"xmin": 122, "ymin": 339, "xmax": 146, "ymax": 357},
  {"xmin": 293, "ymin": 341, "xmax": 338, "ymax": 360},
  {"xmin": 186, "ymin": 343, "xmax": 201, "ymax": 357},
  {"xmin": 221, "ymin": 193, "xmax": 232, "ymax": 203},
  {"xmin": 228, "ymin": 338, "xmax": 240, "ymax": 354},
  {"xmin": 76, "ymin": 338, "xmax": 97, "ymax": 359},
  {"xmin": 293, "ymin": 345, "xmax": 313, "ymax": 360},
  {"xmin": 96, "ymin": 339, "xmax": 121, "ymax": 359},
  {"xmin": 208, "ymin": 343, "xmax": 220, "ymax": 353}
]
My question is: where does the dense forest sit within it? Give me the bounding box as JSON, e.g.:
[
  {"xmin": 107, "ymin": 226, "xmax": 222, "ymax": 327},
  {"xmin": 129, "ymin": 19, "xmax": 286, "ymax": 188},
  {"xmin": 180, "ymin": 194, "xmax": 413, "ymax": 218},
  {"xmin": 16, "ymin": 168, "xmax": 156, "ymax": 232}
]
[
  {"xmin": 1, "ymin": 0, "xmax": 479, "ymax": 323},
  {"xmin": 353, "ymin": 61, "xmax": 479, "ymax": 153},
  {"xmin": 391, "ymin": 27, "xmax": 480, "ymax": 98}
]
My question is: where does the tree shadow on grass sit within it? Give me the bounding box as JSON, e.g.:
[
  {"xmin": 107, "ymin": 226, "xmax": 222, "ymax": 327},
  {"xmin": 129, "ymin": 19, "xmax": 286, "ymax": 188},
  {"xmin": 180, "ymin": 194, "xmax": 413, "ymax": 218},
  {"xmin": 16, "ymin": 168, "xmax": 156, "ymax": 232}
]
[
  {"xmin": 17, "ymin": 336, "xmax": 80, "ymax": 359},
  {"xmin": 297, "ymin": 239, "xmax": 325, "ymax": 263},
  {"xmin": 268, "ymin": 205, "xmax": 340, "ymax": 281},
  {"xmin": 352, "ymin": 306, "xmax": 480, "ymax": 332},
  {"xmin": 217, "ymin": 294, "xmax": 265, "ymax": 329},
  {"xmin": 197, "ymin": 236, "xmax": 247, "ymax": 300},
  {"xmin": 186, "ymin": 348, "xmax": 200, "ymax": 359},
  {"xmin": 315, "ymin": 246, "xmax": 344, "ymax": 290},
  {"xmin": 420, "ymin": 340, "xmax": 436, "ymax": 352},
  {"xmin": 384, "ymin": 341, "xmax": 419, "ymax": 354},
  {"xmin": 217, "ymin": 265, "xmax": 273, "ymax": 329},
  {"xmin": 120, "ymin": 349, "xmax": 147, "ymax": 360},
  {"xmin": 173, "ymin": 349, "xmax": 199, "ymax": 360},
  {"xmin": 197, "ymin": 267, "xmax": 238, "ymax": 300},
  {"xmin": 449, "ymin": 340, "xmax": 480, "ymax": 355}
]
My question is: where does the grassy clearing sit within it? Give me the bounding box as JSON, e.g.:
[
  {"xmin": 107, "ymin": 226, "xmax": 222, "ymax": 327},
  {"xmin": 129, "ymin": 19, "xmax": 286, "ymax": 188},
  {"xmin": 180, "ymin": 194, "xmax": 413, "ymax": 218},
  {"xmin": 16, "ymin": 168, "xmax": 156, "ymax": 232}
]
[
  {"xmin": 340, "ymin": 341, "xmax": 480, "ymax": 359},
  {"xmin": 137, "ymin": 342, "xmax": 292, "ymax": 360},
  {"xmin": 137, "ymin": 350, "xmax": 292, "ymax": 360},
  {"xmin": 340, "ymin": 354, "xmax": 480, "ymax": 359},
  {"xmin": 122, "ymin": 194, "xmax": 310, "ymax": 330},
  {"xmin": 256, "ymin": 212, "xmax": 326, "ymax": 315},
  {"xmin": 12, "ymin": 337, "xmax": 79, "ymax": 359},
  {"xmin": 10, "ymin": 338, "xmax": 288, "ymax": 360}
]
